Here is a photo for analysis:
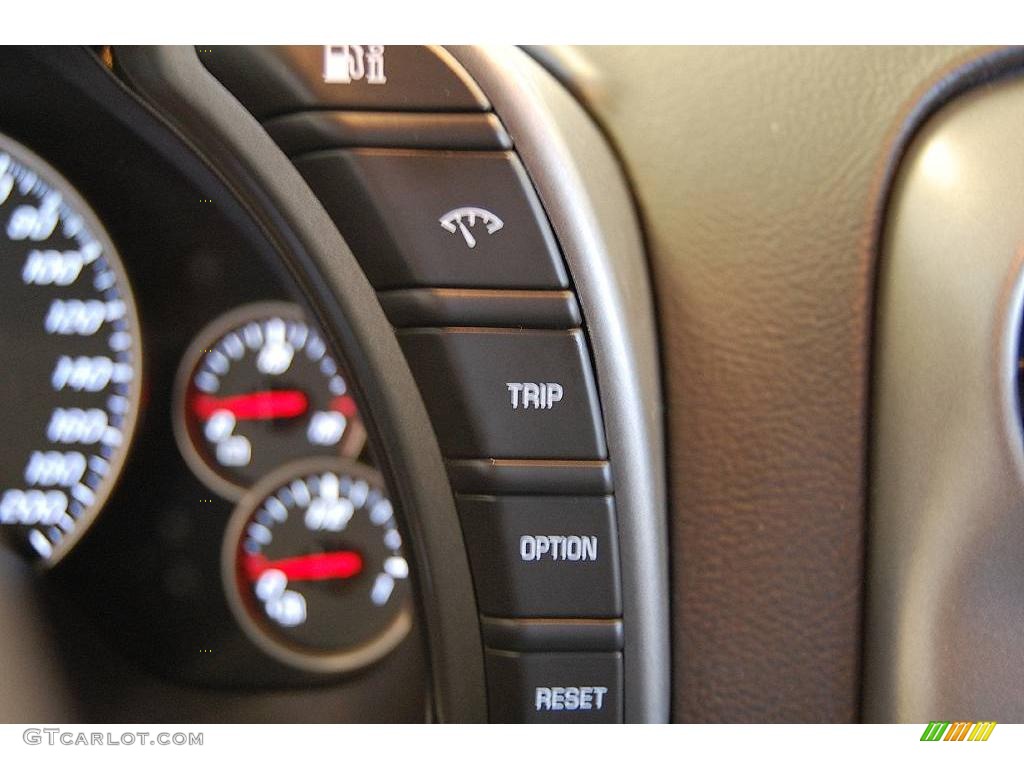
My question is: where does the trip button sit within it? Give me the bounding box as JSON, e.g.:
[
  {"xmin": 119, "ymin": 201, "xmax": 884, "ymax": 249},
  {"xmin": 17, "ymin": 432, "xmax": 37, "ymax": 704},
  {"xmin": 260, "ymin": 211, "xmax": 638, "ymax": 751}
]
[
  {"xmin": 458, "ymin": 495, "xmax": 621, "ymax": 617},
  {"xmin": 486, "ymin": 650, "xmax": 623, "ymax": 723},
  {"xmin": 396, "ymin": 328, "xmax": 607, "ymax": 459},
  {"xmin": 198, "ymin": 45, "xmax": 488, "ymax": 117},
  {"xmin": 293, "ymin": 150, "xmax": 568, "ymax": 289}
]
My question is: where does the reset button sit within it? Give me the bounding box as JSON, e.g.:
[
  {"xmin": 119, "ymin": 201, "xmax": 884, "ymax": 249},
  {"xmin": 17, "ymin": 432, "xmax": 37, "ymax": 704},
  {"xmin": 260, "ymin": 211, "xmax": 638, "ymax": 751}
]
[{"xmin": 485, "ymin": 650, "xmax": 623, "ymax": 723}]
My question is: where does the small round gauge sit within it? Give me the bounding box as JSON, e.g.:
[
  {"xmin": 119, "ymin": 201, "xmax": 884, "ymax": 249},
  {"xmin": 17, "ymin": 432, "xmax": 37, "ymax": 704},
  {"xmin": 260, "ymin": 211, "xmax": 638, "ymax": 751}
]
[
  {"xmin": 0, "ymin": 132, "xmax": 142, "ymax": 566},
  {"xmin": 222, "ymin": 458, "xmax": 412, "ymax": 673},
  {"xmin": 174, "ymin": 302, "xmax": 366, "ymax": 500}
]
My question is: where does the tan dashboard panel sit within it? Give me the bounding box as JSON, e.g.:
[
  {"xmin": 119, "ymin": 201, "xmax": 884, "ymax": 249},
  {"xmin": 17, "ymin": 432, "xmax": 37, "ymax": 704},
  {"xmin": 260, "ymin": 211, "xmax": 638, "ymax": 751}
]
[
  {"xmin": 867, "ymin": 73, "xmax": 1024, "ymax": 723},
  {"xmin": 578, "ymin": 45, "xmax": 975, "ymax": 722}
]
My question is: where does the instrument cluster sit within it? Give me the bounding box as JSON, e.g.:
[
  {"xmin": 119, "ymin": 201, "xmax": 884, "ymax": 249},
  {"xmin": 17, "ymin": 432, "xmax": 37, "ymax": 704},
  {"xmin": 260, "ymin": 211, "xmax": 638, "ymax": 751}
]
[{"xmin": 0, "ymin": 48, "xmax": 426, "ymax": 719}]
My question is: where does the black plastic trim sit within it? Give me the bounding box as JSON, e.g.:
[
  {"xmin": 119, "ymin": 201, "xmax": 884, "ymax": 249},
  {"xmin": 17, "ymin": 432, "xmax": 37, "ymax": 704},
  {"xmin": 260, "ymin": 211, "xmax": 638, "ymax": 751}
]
[
  {"xmin": 481, "ymin": 616, "xmax": 623, "ymax": 652},
  {"xmin": 266, "ymin": 111, "xmax": 511, "ymax": 154},
  {"xmin": 112, "ymin": 45, "xmax": 486, "ymax": 723},
  {"xmin": 447, "ymin": 459, "xmax": 613, "ymax": 495},
  {"xmin": 378, "ymin": 288, "xmax": 581, "ymax": 329}
]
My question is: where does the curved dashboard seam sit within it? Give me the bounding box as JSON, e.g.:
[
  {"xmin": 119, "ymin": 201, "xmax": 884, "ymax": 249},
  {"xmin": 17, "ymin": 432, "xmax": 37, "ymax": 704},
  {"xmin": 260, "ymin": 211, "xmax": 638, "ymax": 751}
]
[
  {"xmin": 518, "ymin": 49, "xmax": 676, "ymax": 710},
  {"xmin": 451, "ymin": 46, "xmax": 670, "ymax": 723}
]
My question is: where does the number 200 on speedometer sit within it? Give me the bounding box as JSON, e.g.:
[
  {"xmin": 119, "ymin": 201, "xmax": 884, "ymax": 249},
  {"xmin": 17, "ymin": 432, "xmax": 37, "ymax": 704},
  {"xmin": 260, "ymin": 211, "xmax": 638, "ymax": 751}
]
[{"xmin": 0, "ymin": 132, "xmax": 141, "ymax": 565}]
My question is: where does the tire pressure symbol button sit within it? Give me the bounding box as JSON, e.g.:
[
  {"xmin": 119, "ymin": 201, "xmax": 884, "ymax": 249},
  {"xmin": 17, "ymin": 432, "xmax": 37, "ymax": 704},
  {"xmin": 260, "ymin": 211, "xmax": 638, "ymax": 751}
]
[{"xmin": 439, "ymin": 207, "xmax": 505, "ymax": 249}]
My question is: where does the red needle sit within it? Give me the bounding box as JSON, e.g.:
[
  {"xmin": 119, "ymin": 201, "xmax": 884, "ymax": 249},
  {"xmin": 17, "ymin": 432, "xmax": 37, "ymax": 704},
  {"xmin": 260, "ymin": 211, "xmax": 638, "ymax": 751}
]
[
  {"xmin": 243, "ymin": 551, "xmax": 364, "ymax": 583},
  {"xmin": 192, "ymin": 390, "xmax": 309, "ymax": 421}
]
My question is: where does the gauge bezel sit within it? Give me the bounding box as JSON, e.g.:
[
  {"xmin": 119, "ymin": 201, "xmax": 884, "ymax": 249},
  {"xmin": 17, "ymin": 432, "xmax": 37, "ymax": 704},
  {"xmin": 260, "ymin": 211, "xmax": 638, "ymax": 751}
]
[
  {"xmin": 221, "ymin": 456, "xmax": 413, "ymax": 674},
  {"xmin": 0, "ymin": 131, "xmax": 144, "ymax": 568},
  {"xmin": 172, "ymin": 301, "xmax": 367, "ymax": 501}
]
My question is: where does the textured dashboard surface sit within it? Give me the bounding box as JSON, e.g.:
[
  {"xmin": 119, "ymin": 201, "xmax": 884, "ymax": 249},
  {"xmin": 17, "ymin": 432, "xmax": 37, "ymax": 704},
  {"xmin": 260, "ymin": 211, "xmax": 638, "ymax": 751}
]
[{"xmin": 577, "ymin": 45, "xmax": 975, "ymax": 722}]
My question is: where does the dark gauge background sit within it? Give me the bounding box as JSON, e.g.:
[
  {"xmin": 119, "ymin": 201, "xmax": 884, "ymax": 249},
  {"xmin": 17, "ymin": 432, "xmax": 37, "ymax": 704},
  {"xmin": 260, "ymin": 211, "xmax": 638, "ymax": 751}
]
[
  {"xmin": 0, "ymin": 48, "xmax": 427, "ymax": 718},
  {"xmin": 0, "ymin": 135, "xmax": 140, "ymax": 565},
  {"xmin": 176, "ymin": 303, "xmax": 366, "ymax": 499},
  {"xmin": 225, "ymin": 459, "xmax": 411, "ymax": 672}
]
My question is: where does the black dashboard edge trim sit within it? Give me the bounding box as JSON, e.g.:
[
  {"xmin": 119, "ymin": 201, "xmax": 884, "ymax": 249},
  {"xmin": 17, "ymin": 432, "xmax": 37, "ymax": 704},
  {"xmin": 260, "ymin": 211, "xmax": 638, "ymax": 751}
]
[{"xmin": 111, "ymin": 45, "xmax": 487, "ymax": 723}]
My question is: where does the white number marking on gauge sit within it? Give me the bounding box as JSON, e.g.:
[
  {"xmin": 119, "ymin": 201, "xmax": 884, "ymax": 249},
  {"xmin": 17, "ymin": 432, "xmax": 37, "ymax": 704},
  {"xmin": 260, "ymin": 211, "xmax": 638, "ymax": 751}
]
[
  {"xmin": 256, "ymin": 318, "xmax": 294, "ymax": 375},
  {"xmin": 216, "ymin": 436, "xmax": 252, "ymax": 468},
  {"xmin": 6, "ymin": 190, "xmax": 61, "ymax": 241},
  {"xmin": 21, "ymin": 249, "xmax": 85, "ymax": 286},
  {"xmin": 0, "ymin": 489, "xmax": 68, "ymax": 526},
  {"xmin": 0, "ymin": 135, "xmax": 140, "ymax": 565},
  {"xmin": 46, "ymin": 408, "xmax": 109, "ymax": 445},
  {"xmin": 45, "ymin": 299, "xmax": 110, "ymax": 335},
  {"xmin": 24, "ymin": 451, "xmax": 87, "ymax": 488},
  {"xmin": 204, "ymin": 410, "xmax": 253, "ymax": 468},
  {"xmin": 51, "ymin": 355, "xmax": 131, "ymax": 392},
  {"xmin": 304, "ymin": 495, "xmax": 355, "ymax": 532},
  {"xmin": 255, "ymin": 569, "xmax": 308, "ymax": 628}
]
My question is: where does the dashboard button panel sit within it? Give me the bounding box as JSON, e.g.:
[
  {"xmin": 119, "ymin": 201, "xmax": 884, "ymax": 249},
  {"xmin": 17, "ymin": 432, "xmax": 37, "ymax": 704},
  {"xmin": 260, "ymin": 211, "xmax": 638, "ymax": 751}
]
[
  {"xmin": 485, "ymin": 650, "xmax": 623, "ymax": 723},
  {"xmin": 396, "ymin": 328, "xmax": 607, "ymax": 459},
  {"xmin": 187, "ymin": 44, "xmax": 667, "ymax": 721},
  {"xmin": 198, "ymin": 45, "xmax": 489, "ymax": 117},
  {"xmin": 458, "ymin": 495, "xmax": 621, "ymax": 617},
  {"xmin": 294, "ymin": 150, "xmax": 568, "ymax": 289}
]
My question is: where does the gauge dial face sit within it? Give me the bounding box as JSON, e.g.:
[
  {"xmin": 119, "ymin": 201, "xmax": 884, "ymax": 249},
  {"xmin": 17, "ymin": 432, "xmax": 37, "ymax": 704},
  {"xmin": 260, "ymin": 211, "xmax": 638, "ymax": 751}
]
[
  {"xmin": 0, "ymin": 133, "xmax": 141, "ymax": 566},
  {"xmin": 175, "ymin": 302, "xmax": 366, "ymax": 500},
  {"xmin": 223, "ymin": 458, "xmax": 412, "ymax": 672}
]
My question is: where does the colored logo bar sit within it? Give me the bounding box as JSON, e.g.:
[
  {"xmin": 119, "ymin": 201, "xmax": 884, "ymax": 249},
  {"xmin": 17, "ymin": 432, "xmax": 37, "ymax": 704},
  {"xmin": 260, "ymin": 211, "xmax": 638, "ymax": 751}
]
[{"xmin": 920, "ymin": 721, "xmax": 997, "ymax": 741}]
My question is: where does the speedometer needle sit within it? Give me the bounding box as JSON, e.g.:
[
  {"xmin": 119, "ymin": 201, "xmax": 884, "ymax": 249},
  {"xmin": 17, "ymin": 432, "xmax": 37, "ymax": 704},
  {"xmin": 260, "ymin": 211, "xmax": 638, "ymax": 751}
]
[
  {"xmin": 192, "ymin": 390, "xmax": 309, "ymax": 421},
  {"xmin": 243, "ymin": 551, "xmax": 364, "ymax": 582}
]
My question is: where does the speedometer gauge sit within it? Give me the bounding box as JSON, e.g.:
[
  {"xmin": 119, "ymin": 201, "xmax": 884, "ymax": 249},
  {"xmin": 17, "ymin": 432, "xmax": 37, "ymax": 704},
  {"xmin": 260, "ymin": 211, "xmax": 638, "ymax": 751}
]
[
  {"xmin": 0, "ymin": 132, "xmax": 141, "ymax": 565},
  {"xmin": 174, "ymin": 302, "xmax": 367, "ymax": 500}
]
